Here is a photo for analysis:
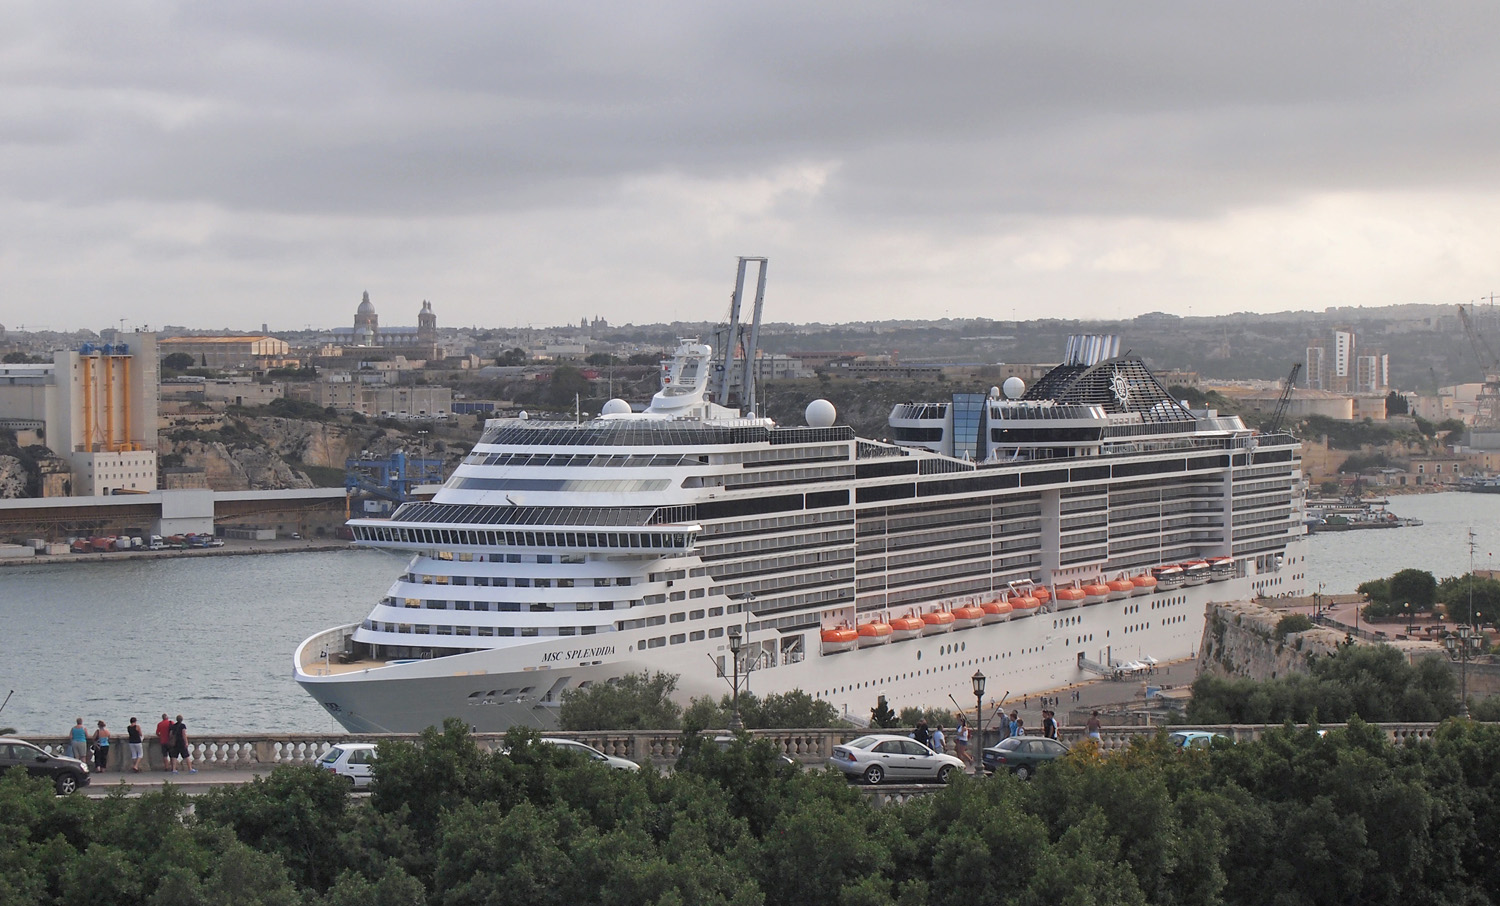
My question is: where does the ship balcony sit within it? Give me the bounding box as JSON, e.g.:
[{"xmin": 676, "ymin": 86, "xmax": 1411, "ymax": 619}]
[{"xmin": 351, "ymin": 522, "xmax": 698, "ymax": 555}]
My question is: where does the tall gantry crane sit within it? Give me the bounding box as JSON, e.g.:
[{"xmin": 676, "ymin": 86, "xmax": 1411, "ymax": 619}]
[
  {"xmin": 1457, "ymin": 303, "xmax": 1500, "ymax": 429},
  {"xmin": 1265, "ymin": 362, "xmax": 1302, "ymax": 434}
]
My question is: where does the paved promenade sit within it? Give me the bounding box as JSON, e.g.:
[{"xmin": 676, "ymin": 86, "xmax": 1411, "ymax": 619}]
[{"xmin": 83, "ymin": 765, "xmax": 273, "ymax": 797}]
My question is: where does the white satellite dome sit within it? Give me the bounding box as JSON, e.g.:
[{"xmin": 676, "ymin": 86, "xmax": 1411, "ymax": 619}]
[
  {"xmin": 601, "ymin": 398, "xmax": 631, "ymax": 415},
  {"xmin": 518, "ymin": 410, "xmax": 529, "ymax": 421},
  {"xmin": 805, "ymin": 398, "xmax": 837, "ymax": 428},
  {"xmin": 1002, "ymin": 377, "xmax": 1026, "ymax": 399},
  {"xmin": 990, "ymin": 385, "xmax": 1001, "ymax": 399}
]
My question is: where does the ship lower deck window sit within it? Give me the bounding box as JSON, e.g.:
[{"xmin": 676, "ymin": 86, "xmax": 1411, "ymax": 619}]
[
  {"xmin": 647, "ymin": 637, "xmax": 665, "ymax": 649},
  {"xmin": 473, "ymin": 602, "xmax": 489, "ymax": 612},
  {"xmin": 670, "ymin": 612, "xmax": 685, "ymax": 623},
  {"xmin": 559, "ymin": 627, "xmax": 575, "ymax": 636},
  {"xmin": 690, "ymin": 630, "xmax": 705, "ymax": 641},
  {"xmin": 670, "ymin": 634, "xmax": 685, "ymax": 645},
  {"xmin": 709, "ymin": 627, "xmax": 724, "ymax": 638},
  {"xmin": 708, "ymin": 606, "xmax": 724, "ymax": 617},
  {"xmin": 521, "ymin": 628, "xmax": 538, "ymax": 637},
  {"xmin": 581, "ymin": 626, "xmax": 596, "ymax": 635},
  {"xmin": 477, "ymin": 627, "xmax": 493, "ymax": 636}
]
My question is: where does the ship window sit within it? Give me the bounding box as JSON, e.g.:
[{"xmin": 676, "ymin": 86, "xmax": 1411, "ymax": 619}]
[
  {"xmin": 670, "ymin": 634, "xmax": 685, "ymax": 645},
  {"xmin": 708, "ymin": 606, "xmax": 724, "ymax": 617},
  {"xmin": 670, "ymin": 612, "xmax": 685, "ymax": 623},
  {"xmin": 595, "ymin": 578, "xmax": 610, "ymax": 587},
  {"xmin": 455, "ymin": 601, "xmax": 470, "ymax": 610},
  {"xmin": 576, "ymin": 602, "xmax": 594, "ymax": 611},
  {"xmin": 647, "ymin": 637, "xmax": 665, "ymax": 649},
  {"xmin": 709, "ymin": 627, "xmax": 724, "ymax": 638},
  {"xmin": 690, "ymin": 630, "xmax": 705, "ymax": 641},
  {"xmin": 581, "ymin": 626, "xmax": 596, "ymax": 635},
  {"xmin": 436, "ymin": 626, "xmax": 452, "ymax": 635},
  {"xmin": 690, "ymin": 589, "xmax": 705, "ymax": 598},
  {"xmin": 474, "ymin": 602, "xmax": 489, "ymax": 612},
  {"xmin": 538, "ymin": 554, "xmax": 552, "ymax": 564},
  {"xmin": 521, "ymin": 627, "xmax": 538, "ymax": 637},
  {"xmin": 559, "ymin": 627, "xmax": 575, "ymax": 636},
  {"xmin": 498, "ymin": 627, "xmax": 514, "ymax": 636},
  {"xmin": 516, "ymin": 578, "xmax": 531, "ymax": 588},
  {"xmin": 599, "ymin": 602, "xmax": 614, "ymax": 610},
  {"xmin": 669, "ymin": 591, "xmax": 685, "ymax": 601},
  {"xmin": 475, "ymin": 577, "xmax": 489, "ymax": 587},
  {"xmin": 415, "ymin": 626, "xmax": 430, "ymax": 635},
  {"xmin": 689, "ymin": 610, "xmax": 704, "ymax": 620},
  {"xmin": 500, "ymin": 602, "xmax": 520, "ymax": 612},
  {"xmin": 646, "ymin": 615, "xmax": 666, "ymax": 626},
  {"xmin": 530, "ymin": 603, "xmax": 553, "ymax": 612}
]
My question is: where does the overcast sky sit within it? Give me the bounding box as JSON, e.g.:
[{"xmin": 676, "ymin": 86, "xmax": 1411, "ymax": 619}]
[{"xmin": 6, "ymin": 2, "xmax": 1500, "ymax": 333}]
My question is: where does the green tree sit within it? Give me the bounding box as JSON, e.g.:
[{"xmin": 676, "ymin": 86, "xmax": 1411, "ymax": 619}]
[
  {"xmin": 870, "ymin": 695, "xmax": 900, "ymax": 729},
  {"xmin": 1388, "ymin": 568, "xmax": 1437, "ymax": 610},
  {"xmin": 1275, "ymin": 613, "xmax": 1314, "ymax": 639},
  {"xmin": 495, "ymin": 348, "xmax": 528, "ymax": 366},
  {"xmin": 1436, "ymin": 574, "xmax": 1500, "ymax": 624},
  {"xmin": 558, "ymin": 671, "xmax": 682, "ymax": 730},
  {"xmin": 1385, "ymin": 390, "xmax": 1409, "ymax": 416},
  {"xmin": 546, "ymin": 365, "xmax": 591, "ymax": 409},
  {"xmin": 162, "ymin": 352, "xmax": 196, "ymax": 371}
]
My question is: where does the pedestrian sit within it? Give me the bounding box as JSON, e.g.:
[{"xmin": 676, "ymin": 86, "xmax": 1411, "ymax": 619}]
[
  {"xmin": 955, "ymin": 716, "xmax": 972, "ymax": 767},
  {"xmin": 156, "ymin": 713, "xmax": 174, "ymax": 771},
  {"xmin": 1013, "ymin": 715, "xmax": 1025, "ymax": 737},
  {"xmin": 912, "ymin": 718, "xmax": 931, "ymax": 749},
  {"xmin": 68, "ymin": 718, "xmax": 88, "ymax": 761},
  {"xmin": 929, "ymin": 724, "xmax": 945, "ymax": 755},
  {"xmin": 126, "ymin": 717, "xmax": 144, "ymax": 773},
  {"xmin": 171, "ymin": 715, "xmax": 195, "ymax": 774},
  {"xmin": 1042, "ymin": 710, "xmax": 1058, "ymax": 740},
  {"xmin": 93, "ymin": 720, "xmax": 111, "ymax": 771},
  {"xmin": 1086, "ymin": 710, "xmax": 1103, "ymax": 741},
  {"xmin": 1008, "ymin": 710, "xmax": 1021, "ymax": 737}
]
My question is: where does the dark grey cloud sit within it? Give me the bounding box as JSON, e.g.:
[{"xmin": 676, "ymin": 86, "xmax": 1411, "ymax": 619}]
[{"xmin": 4, "ymin": 1, "xmax": 1500, "ymax": 328}]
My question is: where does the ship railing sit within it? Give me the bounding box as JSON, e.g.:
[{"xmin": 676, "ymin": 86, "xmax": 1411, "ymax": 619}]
[{"xmin": 39, "ymin": 722, "xmax": 1452, "ymax": 774}]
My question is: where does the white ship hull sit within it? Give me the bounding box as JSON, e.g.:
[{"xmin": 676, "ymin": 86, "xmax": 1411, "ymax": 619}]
[{"xmin": 295, "ymin": 333, "xmax": 1307, "ymax": 733}]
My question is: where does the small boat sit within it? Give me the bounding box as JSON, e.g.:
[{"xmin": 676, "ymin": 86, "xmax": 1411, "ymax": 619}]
[
  {"xmin": 1106, "ymin": 578, "xmax": 1135, "ymax": 600},
  {"xmin": 889, "ymin": 614, "xmax": 925, "ymax": 641},
  {"xmin": 951, "ymin": 604, "xmax": 985, "ymax": 629},
  {"xmin": 1130, "ymin": 573, "xmax": 1157, "ymax": 596},
  {"xmin": 820, "ymin": 624, "xmax": 858, "ymax": 653},
  {"xmin": 1152, "ymin": 565, "xmax": 1185, "ymax": 591},
  {"xmin": 921, "ymin": 609, "xmax": 956, "ymax": 634},
  {"xmin": 1208, "ymin": 557, "xmax": 1234, "ymax": 582},
  {"xmin": 857, "ymin": 620, "xmax": 893, "ymax": 647},
  {"xmin": 1181, "ymin": 561, "xmax": 1210, "ymax": 586},
  {"xmin": 1032, "ymin": 586, "xmax": 1052, "ymax": 606},
  {"xmin": 1082, "ymin": 582, "xmax": 1111, "ymax": 605},
  {"xmin": 1053, "ymin": 587, "xmax": 1086, "ymax": 609},
  {"xmin": 1009, "ymin": 594, "xmax": 1040, "ymax": 618},
  {"xmin": 980, "ymin": 598, "xmax": 1013, "ymax": 623}
]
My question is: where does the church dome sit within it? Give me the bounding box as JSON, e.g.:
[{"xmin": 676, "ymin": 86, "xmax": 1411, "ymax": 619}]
[{"xmin": 356, "ymin": 292, "xmax": 376, "ymax": 316}]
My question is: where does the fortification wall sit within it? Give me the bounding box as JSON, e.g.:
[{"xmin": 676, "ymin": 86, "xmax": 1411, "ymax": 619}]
[{"xmin": 1197, "ymin": 600, "xmax": 1347, "ymax": 681}]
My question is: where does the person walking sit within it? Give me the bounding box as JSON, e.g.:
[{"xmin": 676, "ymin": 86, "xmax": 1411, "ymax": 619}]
[
  {"xmin": 126, "ymin": 717, "xmax": 144, "ymax": 773},
  {"xmin": 954, "ymin": 716, "xmax": 972, "ymax": 768},
  {"xmin": 92, "ymin": 720, "xmax": 111, "ymax": 771},
  {"xmin": 1086, "ymin": 710, "xmax": 1103, "ymax": 741},
  {"xmin": 156, "ymin": 713, "xmax": 174, "ymax": 771},
  {"xmin": 912, "ymin": 718, "xmax": 931, "ymax": 749},
  {"xmin": 170, "ymin": 715, "xmax": 195, "ymax": 774},
  {"xmin": 1042, "ymin": 710, "xmax": 1058, "ymax": 740},
  {"xmin": 68, "ymin": 718, "xmax": 88, "ymax": 761},
  {"xmin": 929, "ymin": 724, "xmax": 945, "ymax": 755}
]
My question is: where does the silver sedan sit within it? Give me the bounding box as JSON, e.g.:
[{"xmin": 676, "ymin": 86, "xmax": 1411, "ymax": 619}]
[{"xmin": 826, "ymin": 734, "xmax": 964, "ymax": 785}]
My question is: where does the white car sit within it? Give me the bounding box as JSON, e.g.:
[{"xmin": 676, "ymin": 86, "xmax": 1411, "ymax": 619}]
[
  {"xmin": 826, "ymin": 734, "xmax": 964, "ymax": 785},
  {"xmin": 538, "ymin": 738, "xmax": 639, "ymax": 771},
  {"xmin": 317, "ymin": 743, "xmax": 377, "ymax": 788}
]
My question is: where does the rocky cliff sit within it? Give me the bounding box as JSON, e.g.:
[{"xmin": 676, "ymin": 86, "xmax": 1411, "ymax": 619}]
[
  {"xmin": 160, "ymin": 416, "xmax": 422, "ymax": 491},
  {"xmin": 1198, "ymin": 600, "xmax": 1346, "ymax": 682}
]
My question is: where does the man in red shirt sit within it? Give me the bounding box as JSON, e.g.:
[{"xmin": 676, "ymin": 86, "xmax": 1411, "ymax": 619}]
[{"xmin": 155, "ymin": 713, "xmax": 174, "ymax": 772}]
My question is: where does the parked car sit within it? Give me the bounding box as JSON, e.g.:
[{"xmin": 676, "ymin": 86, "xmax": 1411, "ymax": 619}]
[
  {"xmin": 538, "ymin": 738, "xmax": 639, "ymax": 771},
  {"xmin": 316, "ymin": 742, "xmax": 378, "ymax": 788},
  {"xmin": 0, "ymin": 737, "xmax": 91, "ymax": 794},
  {"xmin": 826, "ymin": 734, "xmax": 964, "ymax": 785},
  {"xmin": 1168, "ymin": 731, "xmax": 1229, "ymax": 750},
  {"xmin": 981, "ymin": 736, "xmax": 1070, "ymax": 780}
]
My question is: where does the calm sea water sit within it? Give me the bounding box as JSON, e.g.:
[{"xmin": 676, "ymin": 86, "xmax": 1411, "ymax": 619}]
[{"xmin": 1, "ymin": 492, "xmax": 1496, "ymax": 737}]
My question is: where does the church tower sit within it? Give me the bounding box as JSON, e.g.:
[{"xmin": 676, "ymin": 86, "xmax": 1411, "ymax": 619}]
[
  {"xmin": 354, "ymin": 291, "xmax": 379, "ymax": 346},
  {"xmin": 417, "ymin": 300, "xmax": 438, "ymax": 359}
]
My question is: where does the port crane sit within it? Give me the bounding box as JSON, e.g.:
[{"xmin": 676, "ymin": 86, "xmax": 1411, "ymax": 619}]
[
  {"xmin": 1457, "ymin": 303, "xmax": 1500, "ymax": 430},
  {"xmin": 1265, "ymin": 363, "xmax": 1302, "ymax": 434}
]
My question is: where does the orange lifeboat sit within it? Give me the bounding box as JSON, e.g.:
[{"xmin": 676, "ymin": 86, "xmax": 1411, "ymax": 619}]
[
  {"xmin": 820, "ymin": 624, "xmax": 858, "ymax": 653},
  {"xmin": 1106, "ymin": 578, "xmax": 1135, "ymax": 600},
  {"xmin": 921, "ymin": 609, "xmax": 956, "ymax": 634},
  {"xmin": 951, "ymin": 604, "xmax": 984, "ymax": 628},
  {"xmin": 1130, "ymin": 573, "xmax": 1158, "ymax": 596},
  {"xmin": 857, "ymin": 620, "xmax": 893, "ymax": 647},
  {"xmin": 1053, "ymin": 586, "xmax": 1086, "ymax": 609},
  {"xmin": 981, "ymin": 598, "xmax": 1013, "ymax": 623},
  {"xmin": 1032, "ymin": 586, "xmax": 1052, "ymax": 605},
  {"xmin": 1082, "ymin": 582, "xmax": 1111, "ymax": 605},
  {"xmin": 889, "ymin": 614, "xmax": 925, "ymax": 641},
  {"xmin": 1009, "ymin": 593, "xmax": 1040, "ymax": 618}
]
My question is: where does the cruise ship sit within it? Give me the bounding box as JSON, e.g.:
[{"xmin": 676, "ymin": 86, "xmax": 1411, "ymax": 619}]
[{"xmin": 295, "ymin": 334, "xmax": 1306, "ymax": 733}]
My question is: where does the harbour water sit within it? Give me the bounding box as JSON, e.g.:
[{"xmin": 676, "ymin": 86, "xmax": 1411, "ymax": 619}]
[{"xmin": 1, "ymin": 492, "xmax": 1495, "ymax": 737}]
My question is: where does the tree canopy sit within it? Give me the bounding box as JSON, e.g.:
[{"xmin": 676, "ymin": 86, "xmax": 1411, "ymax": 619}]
[{"xmin": 12, "ymin": 716, "xmax": 1500, "ymax": 905}]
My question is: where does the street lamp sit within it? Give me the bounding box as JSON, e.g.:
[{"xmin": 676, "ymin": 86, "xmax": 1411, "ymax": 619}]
[
  {"xmin": 971, "ymin": 669, "xmax": 986, "ymax": 775},
  {"xmin": 1445, "ymin": 622, "xmax": 1486, "ymax": 718},
  {"xmin": 727, "ymin": 624, "xmax": 744, "ymax": 730}
]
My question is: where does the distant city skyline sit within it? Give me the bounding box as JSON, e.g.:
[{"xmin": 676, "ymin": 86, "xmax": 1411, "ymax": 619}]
[{"xmin": 7, "ymin": 3, "xmax": 1500, "ymax": 331}]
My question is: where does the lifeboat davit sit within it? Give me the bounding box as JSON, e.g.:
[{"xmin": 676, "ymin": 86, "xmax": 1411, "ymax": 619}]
[
  {"xmin": 857, "ymin": 620, "xmax": 893, "ymax": 647},
  {"xmin": 1054, "ymin": 587, "xmax": 1086, "ymax": 610},
  {"xmin": 951, "ymin": 604, "xmax": 985, "ymax": 629},
  {"xmin": 820, "ymin": 625, "xmax": 858, "ymax": 653},
  {"xmin": 1181, "ymin": 561, "xmax": 1210, "ymax": 586},
  {"xmin": 889, "ymin": 614, "xmax": 925, "ymax": 640},
  {"xmin": 1106, "ymin": 578, "xmax": 1135, "ymax": 600},
  {"xmin": 1009, "ymin": 594, "xmax": 1040, "ymax": 618},
  {"xmin": 1082, "ymin": 582, "xmax": 1111, "ymax": 605},
  {"xmin": 1130, "ymin": 573, "xmax": 1157, "ymax": 596},
  {"xmin": 921, "ymin": 609, "xmax": 956, "ymax": 634},
  {"xmin": 981, "ymin": 598, "xmax": 1013, "ymax": 623}
]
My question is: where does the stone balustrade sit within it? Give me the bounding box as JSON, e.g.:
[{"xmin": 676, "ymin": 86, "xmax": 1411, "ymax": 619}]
[{"xmin": 41, "ymin": 722, "xmax": 1450, "ymax": 776}]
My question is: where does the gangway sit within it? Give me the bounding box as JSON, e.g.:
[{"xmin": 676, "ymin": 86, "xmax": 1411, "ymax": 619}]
[{"xmin": 344, "ymin": 449, "xmax": 445, "ymax": 508}]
